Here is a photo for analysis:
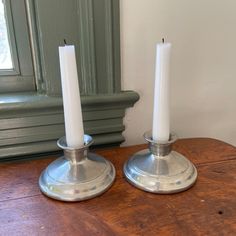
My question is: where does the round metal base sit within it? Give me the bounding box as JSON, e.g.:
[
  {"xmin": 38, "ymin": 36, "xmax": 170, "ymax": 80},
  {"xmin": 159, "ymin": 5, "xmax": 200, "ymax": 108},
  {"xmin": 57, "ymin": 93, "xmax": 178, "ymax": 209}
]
[
  {"xmin": 124, "ymin": 149, "xmax": 197, "ymax": 194},
  {"xmin": 39, "ymin": 153, "xmax": 115, "ymax": 201}
]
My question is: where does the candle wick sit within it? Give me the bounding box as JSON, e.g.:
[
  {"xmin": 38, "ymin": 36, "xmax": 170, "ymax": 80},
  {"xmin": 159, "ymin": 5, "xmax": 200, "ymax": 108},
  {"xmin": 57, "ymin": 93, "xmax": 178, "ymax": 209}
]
[
  {"xmin": 162, "ymin": 38, "xmax": 165, "ymax": 43},
  {"xmin": 64, "ymin": 39, "xmax": 67, "ymax": 45}
]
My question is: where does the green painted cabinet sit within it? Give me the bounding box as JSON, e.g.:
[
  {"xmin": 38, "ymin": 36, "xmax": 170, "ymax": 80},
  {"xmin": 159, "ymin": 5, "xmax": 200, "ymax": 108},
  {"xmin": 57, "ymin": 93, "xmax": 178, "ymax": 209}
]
[{"xmin": 0, "ymin": 0, "xmax": 139, "ymax": 159}]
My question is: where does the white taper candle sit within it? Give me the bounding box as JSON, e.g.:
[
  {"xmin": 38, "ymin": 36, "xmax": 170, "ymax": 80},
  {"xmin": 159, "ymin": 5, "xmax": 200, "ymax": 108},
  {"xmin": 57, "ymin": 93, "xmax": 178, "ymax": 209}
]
[
  {"xmin": 59, "ymin": 45, "xmax": 84, "ymax": 148},
  {"xmin": 152, "ymin": 41, "xmax": 171, "ymax": 142}
]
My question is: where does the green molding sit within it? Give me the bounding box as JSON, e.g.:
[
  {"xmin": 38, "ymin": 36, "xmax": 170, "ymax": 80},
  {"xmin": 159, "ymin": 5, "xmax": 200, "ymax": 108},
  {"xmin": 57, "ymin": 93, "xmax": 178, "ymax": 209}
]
[
  {"xmin": 0, "ymin": 91, "xmax": 138, "ymax": 114},
  {"xmin": 0, "ymin": 91, "xmax": 139, "ymax": 159},
  {"xmin": 104, "ymin": 0, "xmax": 114, "ymax": 93},
  {"xmin": 77, "ymin": 0, "xmax": 121, "ymax": 94},
  {"xmin": 25, "ymin": 0, "xmax": 44, "ymax": 92}
]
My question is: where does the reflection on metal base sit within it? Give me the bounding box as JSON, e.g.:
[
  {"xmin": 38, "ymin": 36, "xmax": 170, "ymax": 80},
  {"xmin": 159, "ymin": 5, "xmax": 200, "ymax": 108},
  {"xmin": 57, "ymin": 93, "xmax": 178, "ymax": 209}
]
[
  {"xmin": 39, "ymin": 135, "xmax": 115, "ymax": 201},
  {"xmin": 124, "ymin": 132, "xmax": 197, "ymax": 194}
]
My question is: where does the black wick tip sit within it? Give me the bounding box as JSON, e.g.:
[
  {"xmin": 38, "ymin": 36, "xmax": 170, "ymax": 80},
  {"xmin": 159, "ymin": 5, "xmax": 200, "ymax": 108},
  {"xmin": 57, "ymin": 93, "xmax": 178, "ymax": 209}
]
[
  {"xmin": 64, "ymin": 39, "xmax": 67, "ymax": 45},
  {"xmin": 162, "ymin": 38, "xmax": 165, "ymax": 43}
]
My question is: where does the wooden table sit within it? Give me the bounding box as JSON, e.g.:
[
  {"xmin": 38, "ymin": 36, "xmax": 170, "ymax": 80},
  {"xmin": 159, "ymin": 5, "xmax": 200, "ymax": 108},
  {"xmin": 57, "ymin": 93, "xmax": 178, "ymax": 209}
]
[{"xmin": 0, "ymin": 138, "xmax": 236, "ymax": 235}]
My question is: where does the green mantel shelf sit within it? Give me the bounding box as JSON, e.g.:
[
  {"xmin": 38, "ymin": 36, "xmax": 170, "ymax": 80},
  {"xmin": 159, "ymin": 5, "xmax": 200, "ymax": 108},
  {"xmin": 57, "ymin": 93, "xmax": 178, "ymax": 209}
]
[{"xmin": 0, "ymin": 91, "xmax": 139, "ymax": 159}]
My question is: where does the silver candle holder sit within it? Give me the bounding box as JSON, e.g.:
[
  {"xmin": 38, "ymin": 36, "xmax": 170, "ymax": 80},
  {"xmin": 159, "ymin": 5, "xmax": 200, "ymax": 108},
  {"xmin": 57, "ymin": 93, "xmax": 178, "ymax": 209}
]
[
  {"xmin": 39, "ymin": 135, "xmax": 115, "ymax": 201},
  {"xmin": 124, "ymin": 131, "xmax": 197, "ymax": 194}
]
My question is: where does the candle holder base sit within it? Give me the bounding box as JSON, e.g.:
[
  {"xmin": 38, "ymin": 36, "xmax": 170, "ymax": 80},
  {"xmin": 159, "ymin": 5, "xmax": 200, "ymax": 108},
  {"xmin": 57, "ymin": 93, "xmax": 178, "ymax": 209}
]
[
  {"xmin": 39, "ymin": 135, "xmax": 115, "ymax": 201},
  {"xmin": 123, "ymin": 132, "xmax": 197, "ymax": 194}
]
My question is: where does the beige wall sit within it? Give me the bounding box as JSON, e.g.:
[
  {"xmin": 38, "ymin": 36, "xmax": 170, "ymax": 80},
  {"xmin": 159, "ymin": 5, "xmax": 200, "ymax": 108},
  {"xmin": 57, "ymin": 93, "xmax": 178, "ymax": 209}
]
[{"xmin": 120, "ymin": 0, "xmax": 236, "ymax": 146}]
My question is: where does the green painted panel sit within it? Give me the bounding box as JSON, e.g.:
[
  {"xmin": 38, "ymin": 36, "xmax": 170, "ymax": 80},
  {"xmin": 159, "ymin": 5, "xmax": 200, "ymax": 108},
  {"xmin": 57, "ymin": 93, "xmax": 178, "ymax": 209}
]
[
  {"xmin": 34, "ymin": 0, "xmax": 81, "ymax": 95},
  {"xmin": 77, "ymin": 0, "xmax": 97, "ymax": 95},
  {"xmin": 33, "ymin": 0, "xmax": 121, "ymax": 95},
  {"xmin": 111, "ymin": 0, "xmax": 121, "ymax": 92},
  {"xmin": 92, "ymin": 0, "xmax": 119, "ymax": 93}
]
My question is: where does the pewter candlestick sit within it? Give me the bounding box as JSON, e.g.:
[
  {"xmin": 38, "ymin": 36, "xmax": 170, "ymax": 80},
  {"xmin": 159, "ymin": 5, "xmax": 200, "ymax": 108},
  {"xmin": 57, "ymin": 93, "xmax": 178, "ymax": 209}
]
[
  {"xmin": 39, "ymin": 135, "xmax": 115, "ymax": 201},
  {"xmin": 123, "ymin": 132, "xmax": 197, "ymax": 193}
]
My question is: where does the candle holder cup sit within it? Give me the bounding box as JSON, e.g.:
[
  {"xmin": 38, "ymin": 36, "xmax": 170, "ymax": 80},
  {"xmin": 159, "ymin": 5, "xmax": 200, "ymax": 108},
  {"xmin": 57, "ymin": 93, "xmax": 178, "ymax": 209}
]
[
  {"xmin": 39, "ymin": 135, "xmax": 115, "ymax": 201},
  {"xmin": 123, "ymin": 131, "xmax": 197, "ymax": 193}
]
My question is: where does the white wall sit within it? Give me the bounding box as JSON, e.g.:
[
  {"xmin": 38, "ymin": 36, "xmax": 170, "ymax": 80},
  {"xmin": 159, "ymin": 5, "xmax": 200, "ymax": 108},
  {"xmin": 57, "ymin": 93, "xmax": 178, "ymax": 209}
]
[{"xmin": 120, "ymin": 0, "xmax": 236, "ymax": 146}]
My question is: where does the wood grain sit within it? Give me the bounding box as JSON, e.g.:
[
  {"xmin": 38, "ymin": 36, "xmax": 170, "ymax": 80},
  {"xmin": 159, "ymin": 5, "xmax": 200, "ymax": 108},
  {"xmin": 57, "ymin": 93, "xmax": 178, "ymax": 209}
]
[{"xmin": 0, "ymin": 138, "xmax": 235, "ymax": 235}]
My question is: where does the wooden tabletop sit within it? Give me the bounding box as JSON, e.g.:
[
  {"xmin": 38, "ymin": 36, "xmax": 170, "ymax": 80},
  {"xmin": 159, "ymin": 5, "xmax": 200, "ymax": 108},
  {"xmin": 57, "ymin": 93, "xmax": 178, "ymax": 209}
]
[{"xmin": 0, "ymin": 138, "xmax": 236, "ymax": 235}]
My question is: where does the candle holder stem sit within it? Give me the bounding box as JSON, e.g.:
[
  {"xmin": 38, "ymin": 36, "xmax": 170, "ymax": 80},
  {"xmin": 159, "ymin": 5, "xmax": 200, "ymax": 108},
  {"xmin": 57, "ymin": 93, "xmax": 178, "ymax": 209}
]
[
  {"xmin": 39, "ymin": 135, "xmax": 115, "ymax": 201},
  {"xmin": 123, "ymin": 132, "xmax": 197, "ymax": 193}
]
